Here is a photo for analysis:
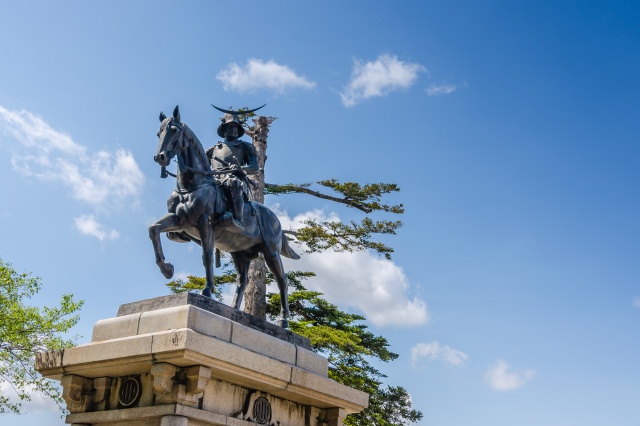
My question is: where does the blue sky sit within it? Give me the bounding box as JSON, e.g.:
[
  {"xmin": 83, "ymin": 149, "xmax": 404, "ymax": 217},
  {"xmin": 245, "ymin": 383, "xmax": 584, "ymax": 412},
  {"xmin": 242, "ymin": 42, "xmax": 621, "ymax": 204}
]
[{"xmin": 1, "ymin": 1, "xmax": 639, "ymax": 425}]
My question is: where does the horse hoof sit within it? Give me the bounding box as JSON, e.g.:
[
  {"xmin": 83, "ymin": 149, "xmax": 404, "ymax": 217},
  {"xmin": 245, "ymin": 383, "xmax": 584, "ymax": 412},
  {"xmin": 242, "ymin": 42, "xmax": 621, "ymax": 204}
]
[
  {"xmin": 201, "ymin": 288, "xmax": 212, "ymax": 298},
  {"xmin": 161, "ymin": 263, "xmax": 174, "ymax": 279},
  {"xmin": 277, "ymin": 318, "xmax": 289, "ymax": 329}
]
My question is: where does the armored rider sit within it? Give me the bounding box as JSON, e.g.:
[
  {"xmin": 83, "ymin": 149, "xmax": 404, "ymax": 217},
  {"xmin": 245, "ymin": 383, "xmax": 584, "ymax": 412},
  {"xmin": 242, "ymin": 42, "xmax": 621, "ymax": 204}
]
[{"xmin": 206, "ymin": 113, "xmax": 258, "ymax": 233}]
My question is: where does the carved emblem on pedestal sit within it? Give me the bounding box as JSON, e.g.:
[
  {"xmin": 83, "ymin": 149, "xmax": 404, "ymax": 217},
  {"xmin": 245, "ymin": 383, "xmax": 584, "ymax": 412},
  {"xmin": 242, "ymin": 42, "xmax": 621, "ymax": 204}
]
[
  {"xmin": 118, "ymin": 376, "xmax": 142, "ymax": 407},
  {"xmin": 253, "ymin": 396, "xmax": 272, "ymax": 424}
]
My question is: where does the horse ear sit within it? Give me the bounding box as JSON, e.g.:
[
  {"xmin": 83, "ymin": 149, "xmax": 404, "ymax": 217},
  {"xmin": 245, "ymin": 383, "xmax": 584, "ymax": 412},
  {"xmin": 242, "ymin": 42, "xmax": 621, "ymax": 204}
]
[
  {"xmin": 173, "ymin": 105, "xmax": 181, "ymax": 123},
  {"xmin": 159, "ymin": 111, "xmax": 167, "ymax": 122}
]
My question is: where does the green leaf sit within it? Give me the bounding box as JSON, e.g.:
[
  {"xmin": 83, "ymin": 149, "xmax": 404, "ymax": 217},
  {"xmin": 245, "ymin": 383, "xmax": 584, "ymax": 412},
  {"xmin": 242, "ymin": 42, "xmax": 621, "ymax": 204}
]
[{"xmin": 0, "ymin": 259, "xmax": 83, "ymax": 414}]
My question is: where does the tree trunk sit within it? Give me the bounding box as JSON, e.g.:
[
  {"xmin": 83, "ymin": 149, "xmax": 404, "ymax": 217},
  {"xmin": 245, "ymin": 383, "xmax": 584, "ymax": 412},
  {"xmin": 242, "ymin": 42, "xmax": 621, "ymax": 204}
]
[{"xmin": 243, "ymin": 116, "xmax": 272, "ymax": 319}]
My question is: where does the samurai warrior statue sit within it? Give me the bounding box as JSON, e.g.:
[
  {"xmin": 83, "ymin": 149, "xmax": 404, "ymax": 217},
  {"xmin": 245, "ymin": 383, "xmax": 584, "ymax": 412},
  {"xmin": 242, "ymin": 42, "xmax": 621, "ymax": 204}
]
[{"xmin": 206, "ymin": 106, "xmax": 262, "ymax": 232}]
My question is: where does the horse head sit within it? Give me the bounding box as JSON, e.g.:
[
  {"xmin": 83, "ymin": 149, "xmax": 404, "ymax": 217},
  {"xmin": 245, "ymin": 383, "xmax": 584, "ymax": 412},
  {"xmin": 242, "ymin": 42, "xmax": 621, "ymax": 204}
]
[{"xmin": 155, "ymin": 105, "xmax": 185, "ymax": 168}]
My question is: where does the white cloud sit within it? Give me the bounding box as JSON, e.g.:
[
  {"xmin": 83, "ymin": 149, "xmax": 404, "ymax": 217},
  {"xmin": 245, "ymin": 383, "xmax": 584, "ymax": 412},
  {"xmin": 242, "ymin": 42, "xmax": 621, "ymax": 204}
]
[
  {"xmin": 59, "ymin": 149, "xmax": 144, "ymax": 208},
  {"xmin": 0, "ymin": 381, "xmax": 59, "ymax": 413},
  {"xmin": 484, "ymin": 359, "xmax": 536, "ymax": 391},
  {"xmin": 275, "ymin": 206, "xmax": 429, "ymax": 327},
  {"xmin": 0, "ymin": 106, "xmax": 85, "ymax": 156},
  {"xmin": 216, "ymin": 59, "xmax": 316, "ymax": 93},
  {"xmin": 633, "ymin": 296, "xmax": 640, "ymax": 309},
  {"xmin": 411, "ymin": 342, "xmax": 468, "ymax": 368},
  {"xmin": 340, "ymin": 54, "xmax": 425, "ymax": 107},
  {"xmin": 427, "ymin": 82, "xmax": 460, "ymax": 96},
  {"xmin": 0, "ymin": 106, "xmax": 144, "ymax": 240},
  {"xmin": 74, "ymin": 215, "xmax": 119, "ymax": 241}
]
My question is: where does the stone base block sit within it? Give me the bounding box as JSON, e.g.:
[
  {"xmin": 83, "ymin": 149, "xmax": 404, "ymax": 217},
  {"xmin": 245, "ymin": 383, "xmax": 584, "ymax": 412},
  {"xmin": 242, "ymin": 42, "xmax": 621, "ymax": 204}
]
[{"xmin": 36, "ymin": 294, "xmax": 368, "ymax": 426}]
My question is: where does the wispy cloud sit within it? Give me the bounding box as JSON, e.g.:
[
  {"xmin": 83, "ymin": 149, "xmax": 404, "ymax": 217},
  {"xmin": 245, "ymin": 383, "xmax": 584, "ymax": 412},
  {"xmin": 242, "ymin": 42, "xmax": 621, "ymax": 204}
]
[
  {"xmin": 427, "ymin": 82, "xmax": 462, "ymax": 96},
  {"xmin": 276, "ymin": 206, "xmax": 429, "ymax": 327},
  {"xmin": 411, "ymin": 342, "xmax": 468, "ymax": 368},
  {"xmin": 0, "ymin": 106, "xmax": 144, "ymax": 241},
  {"xmin": 0, "ymin": 106, "xmax": 85, "ymax": 156},
  {"xmin": 74, "ymin": 215, "xmax": 119, "ymax": 241},
  {"xmin": 0, "ymin": 382, "xmax": 59, "ymax": 413},
  {"xmin": 633, "ymin": 296, "xmax": 640, "ymax": 309},
  {"xmin": 484, "ymin": 359, "xmax": 536, "ymax": 391},
  {"xmin": 216, "ymin": 59, "xmax": 316, "ymax": 93},
  {"xmin": 340, "ymin": 54, "xmax": 425, "ymax": 107}
]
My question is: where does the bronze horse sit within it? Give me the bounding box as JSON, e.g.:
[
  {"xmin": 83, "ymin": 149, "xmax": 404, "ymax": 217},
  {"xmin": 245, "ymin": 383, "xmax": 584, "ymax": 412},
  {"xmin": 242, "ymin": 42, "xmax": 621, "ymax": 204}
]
[{"xmin": 149, "ymin": 106, "xmax": 298, "ymax": 327}]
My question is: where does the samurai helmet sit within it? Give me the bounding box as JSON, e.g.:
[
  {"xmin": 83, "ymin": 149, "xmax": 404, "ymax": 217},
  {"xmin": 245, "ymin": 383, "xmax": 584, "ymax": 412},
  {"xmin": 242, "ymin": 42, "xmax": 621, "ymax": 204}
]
[{"xmin": 212, "ymin": 104, "xmax": 266, "ymax": 138}]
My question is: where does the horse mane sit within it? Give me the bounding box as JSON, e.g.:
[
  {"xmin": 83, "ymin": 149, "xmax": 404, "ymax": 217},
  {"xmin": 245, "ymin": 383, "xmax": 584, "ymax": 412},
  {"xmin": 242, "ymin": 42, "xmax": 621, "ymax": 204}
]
[{"xmin": 182, "ymin": 123, "xmax": 210, "ymax": 170}]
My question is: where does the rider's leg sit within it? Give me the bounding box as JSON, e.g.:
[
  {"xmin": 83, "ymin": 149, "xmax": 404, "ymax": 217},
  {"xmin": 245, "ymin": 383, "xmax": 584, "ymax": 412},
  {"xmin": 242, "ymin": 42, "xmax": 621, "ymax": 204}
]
[
  {"xmin": 221, "ymin": 180, "xmax": 244, "ymax": 232},
  {"xmin": 230, "ymin": 180, "xmax": 245, "ymax": 229}
]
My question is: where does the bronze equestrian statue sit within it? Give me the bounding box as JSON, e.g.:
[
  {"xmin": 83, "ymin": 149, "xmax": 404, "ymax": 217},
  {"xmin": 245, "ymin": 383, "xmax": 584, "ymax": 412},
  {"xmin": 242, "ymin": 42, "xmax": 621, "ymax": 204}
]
[{"xmin": 149, "ymin": 105, "xmax": 298, "ymax": 328}]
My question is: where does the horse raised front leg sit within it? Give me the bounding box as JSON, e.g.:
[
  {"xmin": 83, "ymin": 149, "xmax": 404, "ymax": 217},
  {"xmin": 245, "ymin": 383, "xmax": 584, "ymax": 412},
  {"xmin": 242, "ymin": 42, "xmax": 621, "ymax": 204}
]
[
  {"xmin": 148, "ymin": 213, "xmax": 182, "ymax": 279},
  {"xmin": 197, "ymin": 214, "xmax": 215, "ymax": 298},
  {"xmin": 264, "ymin": 253, "xmax": 290, "ymax": 328},
  {"xmin": 230, "ymin": 251, "xmax": 251, "ymax": 310}
]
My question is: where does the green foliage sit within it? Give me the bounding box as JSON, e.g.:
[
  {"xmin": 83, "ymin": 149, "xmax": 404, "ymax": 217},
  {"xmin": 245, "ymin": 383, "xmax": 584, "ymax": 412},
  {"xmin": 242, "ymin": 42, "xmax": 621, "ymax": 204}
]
[
  {"xmin": 354, "ymin": 386, "xmax": 424, "ymax": 426},
  {"xmin": 166, "ymin": 273, "xmax": 232, "ymax": 300},
  {"xmin": 317, "ymin": 180, "xmax": 404, "ymax": 214},
  {"xmin": 0, "ymin": 259, "xmax": 83, "ymax": 414},
  {"xmin": 265, "ymin": 180, "xmax": 404, "ymax": 214},
  {"xmin": 293, "ymin": 217, "xmax": 401, "ymax": 260}
]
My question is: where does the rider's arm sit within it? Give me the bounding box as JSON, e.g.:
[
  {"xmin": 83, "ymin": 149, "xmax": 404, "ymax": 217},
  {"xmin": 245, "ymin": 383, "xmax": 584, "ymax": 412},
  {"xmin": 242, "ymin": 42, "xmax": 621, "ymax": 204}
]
[{"xmin": 242, "ymin": 143, "xmax": 259, "ymax": 175}]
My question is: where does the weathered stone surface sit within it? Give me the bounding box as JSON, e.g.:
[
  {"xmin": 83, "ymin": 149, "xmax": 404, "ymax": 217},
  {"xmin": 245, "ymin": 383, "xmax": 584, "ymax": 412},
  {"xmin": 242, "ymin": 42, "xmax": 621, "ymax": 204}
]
[
  {"xmin": 287, "ymin": 368, "xmax": 370, "ymax": 412},
  {"xmin": 61, "ymin": 375, "xmax": 93, "ymax": 413},
  {"xmin": 138, "ymin": 306, "xmax": 189, "ymax": 336},
  {"xmin": 34, "ymin": 349, "xmax": 64, "ymax": 378},
  {"xmin": 160, "ymin": 416, "xmax": 188, "ymax": 426},
  {"xmin": 92, "ymin": 313, "xmax": 142, "ymax": 342},
  {"xmin": 230, "ymin": 320, "xmax": 296, "ymax": 365},
  {"xmin": 323, "ymin": 407, "xmax": 348, "ymax": 426},
  {"xmin": 296, "ymin": 345, "xmax": 329, "ymax": 376},
  {"xmin": 65, "ymin": 403, "xmax": 257, "ymax": 425},
  {"xmin": 117, "ymin": 293, "xmax": 311, "ymax": 349},
  {"xmin": 63, "ymin": 335, "xmax": 154, "ymax": 368},
  {"xmin": 187, "ymin": 304, "xmax": 232, "ymax": 342},
  {"xmin": 176, "ymin": 329, "xmax": 293, "ymax": 390},
  {"xmin": 185, "ymin": 365, "xmax": 211, "ymax": 394}
]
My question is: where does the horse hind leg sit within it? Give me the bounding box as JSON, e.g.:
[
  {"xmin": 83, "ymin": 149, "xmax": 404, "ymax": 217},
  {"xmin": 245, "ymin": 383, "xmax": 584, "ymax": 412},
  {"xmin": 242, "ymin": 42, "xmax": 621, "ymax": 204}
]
[
  {"xmin": 230, "ymin": 251, "xmax": 251, "ymax": 310},
  {"xmin": 197, "ymin": 214, "xmax": 215, "ymax": 298},
  {"xmin": 264, "ymin": 253, "xmax": 290, "ymax": 328}
]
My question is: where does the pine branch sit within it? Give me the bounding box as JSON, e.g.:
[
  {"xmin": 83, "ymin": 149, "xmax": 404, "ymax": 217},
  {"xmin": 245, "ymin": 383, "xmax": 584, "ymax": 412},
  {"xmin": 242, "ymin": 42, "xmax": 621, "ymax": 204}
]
[
  {"xmin": 265, "ymin": 180, "xmax": 404, "ymax": 214},
  {"xmin": 286, "ymin": 217, "xmax": 402, "ymax": 259}
]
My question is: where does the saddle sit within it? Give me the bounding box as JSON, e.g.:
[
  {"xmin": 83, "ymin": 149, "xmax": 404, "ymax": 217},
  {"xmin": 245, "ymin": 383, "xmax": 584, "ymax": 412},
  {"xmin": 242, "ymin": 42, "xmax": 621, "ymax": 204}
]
[
  {"xmin": 165, "ymin": 200, "xmax": 258, "ymax": 244},
  {"xmin": 214, "ymin": 201, "xmax": 259, "ymax": 240}
]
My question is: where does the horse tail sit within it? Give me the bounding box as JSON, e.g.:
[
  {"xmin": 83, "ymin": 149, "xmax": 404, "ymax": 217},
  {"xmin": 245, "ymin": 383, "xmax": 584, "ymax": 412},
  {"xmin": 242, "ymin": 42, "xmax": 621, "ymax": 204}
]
[
  {"xmin": 280, "ymin": 236, "xmax": 300, "ymax": 260},
  {"xmin": 251, "ymin": 201, "xmax": 300, "ymax": 260}
]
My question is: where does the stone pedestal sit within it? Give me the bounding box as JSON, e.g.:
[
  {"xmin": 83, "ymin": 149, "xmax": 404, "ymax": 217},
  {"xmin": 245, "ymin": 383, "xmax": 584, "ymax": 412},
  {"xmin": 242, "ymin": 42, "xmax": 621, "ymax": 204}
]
[{"xmin": 36, "ymin": 293, "xmax": 368, "ymax": 426}]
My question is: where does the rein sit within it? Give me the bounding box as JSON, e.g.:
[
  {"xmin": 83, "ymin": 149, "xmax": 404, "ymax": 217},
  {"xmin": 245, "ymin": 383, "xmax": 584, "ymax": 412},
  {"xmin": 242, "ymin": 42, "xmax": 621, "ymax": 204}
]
[{"xmin": 162, "ymin": 125, "xmax": 230, "ymax": 187}]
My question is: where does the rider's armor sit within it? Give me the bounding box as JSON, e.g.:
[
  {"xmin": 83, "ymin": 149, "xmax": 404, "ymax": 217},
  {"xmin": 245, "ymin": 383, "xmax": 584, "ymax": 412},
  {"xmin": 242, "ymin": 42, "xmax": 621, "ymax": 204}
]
[{"xmin": 209, "ymin": 139, "xmax": 258, "ymax": 231}]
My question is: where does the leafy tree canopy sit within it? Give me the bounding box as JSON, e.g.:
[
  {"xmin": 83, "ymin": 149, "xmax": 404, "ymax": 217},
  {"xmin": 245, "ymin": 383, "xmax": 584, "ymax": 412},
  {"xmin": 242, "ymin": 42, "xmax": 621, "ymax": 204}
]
[{"xmin": 0, "ymin": 259, "xmax": 83, "ymax": 414}]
